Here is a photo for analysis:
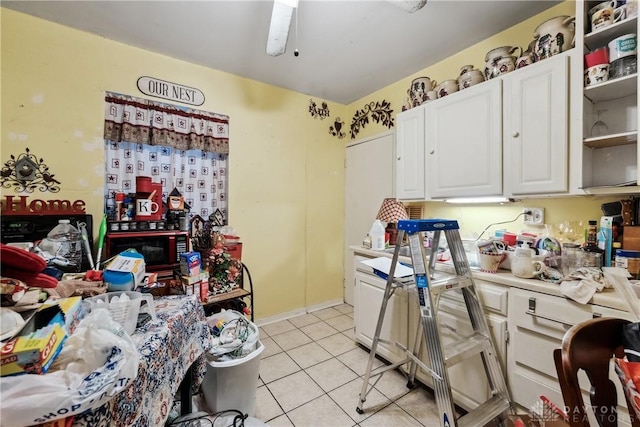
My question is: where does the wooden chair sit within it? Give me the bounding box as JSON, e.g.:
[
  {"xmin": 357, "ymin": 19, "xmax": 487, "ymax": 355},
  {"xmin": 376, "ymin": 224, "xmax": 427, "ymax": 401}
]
[{"xmin": 554, "ymin": 317, "xmax": 640, "ymax": 427}]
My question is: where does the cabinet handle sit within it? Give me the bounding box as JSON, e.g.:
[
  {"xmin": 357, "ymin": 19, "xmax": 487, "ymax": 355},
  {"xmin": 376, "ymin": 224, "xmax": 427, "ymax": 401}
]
[
  {"xmin": 397, "ymin": 157, "xmax": 401, "ymax": 161},
  {"xmin": 512, "ymin": 131, "xmax": 520, "ymax": 138},
  {"xmin": 526, "ymin": 310, "xmax": 573, "ymax": 327},
  {"xmin": 430, "ymin": 150, "xmax": 435, "ymax": 155}
]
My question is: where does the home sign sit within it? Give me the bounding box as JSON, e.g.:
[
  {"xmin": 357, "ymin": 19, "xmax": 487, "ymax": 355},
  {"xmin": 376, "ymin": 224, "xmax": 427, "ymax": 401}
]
[{"xmin": 137, "ymin": 76, "xmax": 205, "ymax": 106}]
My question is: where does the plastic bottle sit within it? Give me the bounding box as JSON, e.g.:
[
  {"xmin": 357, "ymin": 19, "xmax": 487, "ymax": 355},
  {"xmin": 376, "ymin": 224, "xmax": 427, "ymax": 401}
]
[
  {"xmin": 369, "ymin": 219, "xmax": 386, "ymax": 251},
  {"xmin": 47, "ymin": 219, "xmax": 83, "ymax": 272}
]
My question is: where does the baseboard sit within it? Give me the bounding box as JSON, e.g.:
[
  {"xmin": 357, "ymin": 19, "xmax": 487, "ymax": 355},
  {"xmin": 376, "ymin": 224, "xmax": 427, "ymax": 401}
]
[{"xmin": 255, "ymin": 298, "xmax": 345, "ymax": 327}]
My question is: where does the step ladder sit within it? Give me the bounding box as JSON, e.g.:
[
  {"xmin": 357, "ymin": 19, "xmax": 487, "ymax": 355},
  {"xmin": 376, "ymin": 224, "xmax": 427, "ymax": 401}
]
[{"xmin": 356, "ymin": 219, "xmax": 512, "ymax": 427}]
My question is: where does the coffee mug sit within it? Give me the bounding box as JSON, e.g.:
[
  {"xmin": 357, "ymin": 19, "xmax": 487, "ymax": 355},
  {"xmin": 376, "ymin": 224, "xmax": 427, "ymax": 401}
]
[
  {"xmin": 584, "ymin": 64, "xmax": 610, "ymax": 86},
  {"xmin": 478, "ymin": 252, "xmax": 505, "ymax": 273},
  {"xmin": 511, "ymin": 258, "xmax": 545, "ymax": 279},
  {"xmin": 615, "ymin": 4, "xmax": 627, "ymax": 22},
  {"xmin": 591, "ymin": 1, "xmax": 616, "ymax": 31},
  {"xmin": 136, "ymin": 198, "xmax": 159, "ymax": 216}
]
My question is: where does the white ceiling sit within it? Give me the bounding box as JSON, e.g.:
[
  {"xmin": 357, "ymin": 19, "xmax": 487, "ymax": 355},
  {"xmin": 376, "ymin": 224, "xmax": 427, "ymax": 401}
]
[{"xmin": 3, "ymin": 0, "xmax": 561, "ymax": 104}]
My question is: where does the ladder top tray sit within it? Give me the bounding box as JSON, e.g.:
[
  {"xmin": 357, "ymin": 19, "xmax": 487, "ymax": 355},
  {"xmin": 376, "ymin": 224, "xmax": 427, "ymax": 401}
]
[{"xmin": 398, "ymin": 219, "xmax": 459, "ymax": 233}]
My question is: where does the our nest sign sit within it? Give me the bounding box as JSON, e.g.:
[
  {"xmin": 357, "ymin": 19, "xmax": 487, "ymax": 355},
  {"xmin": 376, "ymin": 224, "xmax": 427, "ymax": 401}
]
[{"xmin": 137, "ymin": 76, "xmax": 205, "ymax": 106}]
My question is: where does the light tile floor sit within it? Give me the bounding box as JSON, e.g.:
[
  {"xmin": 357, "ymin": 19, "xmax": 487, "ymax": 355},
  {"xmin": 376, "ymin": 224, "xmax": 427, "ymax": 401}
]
[{"xmin": 255, "ymin": 304, "xmax": 442, "ymax": 426}]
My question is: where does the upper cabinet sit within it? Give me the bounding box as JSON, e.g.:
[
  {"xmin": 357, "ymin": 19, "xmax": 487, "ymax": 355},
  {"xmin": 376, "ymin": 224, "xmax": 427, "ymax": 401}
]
[
  {"xmin": 575, "ymin": 2, "xmax": 639, "ymax": 194},
  {"xmin": 396, "ymin": 105, "xmax": 426, "ymax": 200},
  {"xmin": 425, "ymin": 79, "xmax": 503, "ymax": 199},
  {"xmin": 503, "ymin": 54, "xmax": 569, "ymax": 196}
]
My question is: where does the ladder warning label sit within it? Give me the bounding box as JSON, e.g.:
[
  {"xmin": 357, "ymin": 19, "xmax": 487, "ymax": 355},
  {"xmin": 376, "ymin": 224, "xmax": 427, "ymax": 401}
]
[{"xmin": 416, "ymin": 275, "xmax": 428, "ymax": 289}]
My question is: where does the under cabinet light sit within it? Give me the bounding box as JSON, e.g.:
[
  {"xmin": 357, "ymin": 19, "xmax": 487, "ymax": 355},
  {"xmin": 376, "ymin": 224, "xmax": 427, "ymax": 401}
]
[{"xmin": 444, "ymin": 197, "xmax": 517, "ymax": 204}]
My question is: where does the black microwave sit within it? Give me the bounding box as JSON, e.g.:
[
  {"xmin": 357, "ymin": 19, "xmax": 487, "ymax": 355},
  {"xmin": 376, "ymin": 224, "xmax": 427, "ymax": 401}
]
[{"xmin": 105, "ymin": 230, "xmax": 189, "ymax": 275}]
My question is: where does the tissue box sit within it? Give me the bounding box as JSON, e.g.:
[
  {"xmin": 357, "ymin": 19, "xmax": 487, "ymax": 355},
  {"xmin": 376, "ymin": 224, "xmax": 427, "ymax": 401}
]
[
  {"xmin": 180, "ymin": 252, "xmax": 201, "ymax": 277},
  {"xmin": 0, "ymin": 305, "xmax": 67, "ymax": 376}
]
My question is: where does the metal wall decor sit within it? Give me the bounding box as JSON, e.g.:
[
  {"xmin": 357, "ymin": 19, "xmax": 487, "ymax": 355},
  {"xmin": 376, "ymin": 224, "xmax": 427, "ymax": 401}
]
[
  {"xmin": 1, "ymin": 147, "xmax": 61, "ymax": 193},
  {"xmin": 329, "ymin": 118, "xmax": 346, "ymax": 139},
  {"xmin": 309, "ymin": 99, "xmax": 330, "ymax": 119},
  {"xmin": 350, "ymin": 100, "xmax": 394, "ymax": 139}
]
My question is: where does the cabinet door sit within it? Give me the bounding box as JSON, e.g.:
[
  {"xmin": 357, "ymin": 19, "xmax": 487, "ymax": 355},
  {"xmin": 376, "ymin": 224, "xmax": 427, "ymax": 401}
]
[
  {"xmin": 396, "ymin": 106, "xmax": 426, "ymax": 200},
  {"xmin": 503, "ymin": 54, "xmax": 569, "ymax": 195},
  {"xmin": 354, "ymin": 271, "xmax": 407, "ymax": 362},
  {"xmin": 426, "ymin": 79, "xmax": 502, "ymax": 198}
]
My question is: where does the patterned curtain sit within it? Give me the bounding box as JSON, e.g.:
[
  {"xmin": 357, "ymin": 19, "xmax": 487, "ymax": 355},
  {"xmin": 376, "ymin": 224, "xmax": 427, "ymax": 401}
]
[{"xmin": 103, "ymin": 92, "xmax": 229, "ymax": 223}]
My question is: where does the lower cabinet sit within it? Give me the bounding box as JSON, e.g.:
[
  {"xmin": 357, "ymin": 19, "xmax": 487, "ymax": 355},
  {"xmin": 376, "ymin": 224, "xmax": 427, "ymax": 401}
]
[
  {"xmin": 508, "ymin": 288, "xmax": 634, "ymax": 426},
  {"xmin": 354, "ymin": 270, "xmax": 408, "ymax": 363}
]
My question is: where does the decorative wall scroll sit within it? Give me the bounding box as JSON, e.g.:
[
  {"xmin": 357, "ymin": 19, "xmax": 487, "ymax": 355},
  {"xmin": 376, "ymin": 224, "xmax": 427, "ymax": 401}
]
[
  {"xmin": 0, "ymin": 147, "xmax": 61, "ymax": 193},
  {"xmin": 309, "ymin": 99, "xmax": 330, "ymax": 119},
  {"xmin": 329, "ymin": 118, "xmax": 346, "ymax": 139},
  {"xmin": 350, "ymin": 100, "xmax": 394, "ymax": 139}
]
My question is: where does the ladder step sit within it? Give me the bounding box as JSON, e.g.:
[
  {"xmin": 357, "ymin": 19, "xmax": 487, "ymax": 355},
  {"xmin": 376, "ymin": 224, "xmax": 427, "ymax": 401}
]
[
  {"xmin": 444, "ymin": 332, "xmax": 491, "ymax": 367},
  {"xmin": 430, "ymin": 275, "xmax": 473, "ymax": 295},
  {"xmin": 457, "ymin": 395, "xmax": 511, "ymax": 427}
]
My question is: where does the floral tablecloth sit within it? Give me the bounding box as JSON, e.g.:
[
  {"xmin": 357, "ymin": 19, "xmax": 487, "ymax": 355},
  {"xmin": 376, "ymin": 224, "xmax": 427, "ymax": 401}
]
[{"xmin": 72, "ymin": 295, "xmax": 211, "ymax": 427}]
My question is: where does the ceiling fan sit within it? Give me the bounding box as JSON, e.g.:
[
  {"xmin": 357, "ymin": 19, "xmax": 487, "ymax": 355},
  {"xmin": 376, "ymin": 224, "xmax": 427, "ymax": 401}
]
[{"xmin": 266, "ymin": 0, "xmax": 428, "ymax": 57}]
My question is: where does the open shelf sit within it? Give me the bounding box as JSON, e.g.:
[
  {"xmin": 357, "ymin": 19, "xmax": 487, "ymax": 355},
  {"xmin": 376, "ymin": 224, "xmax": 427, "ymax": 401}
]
[
  {"xmin": 584, "ymin": 73, "xmax": 638, "ymax": 103},
  {"xmin": 584, "ymin": 16, "xmax": 638, "ymax": 50},
  {"xmin": 584, "ymin": 130, "xmax": 638, "ymax": 148}
]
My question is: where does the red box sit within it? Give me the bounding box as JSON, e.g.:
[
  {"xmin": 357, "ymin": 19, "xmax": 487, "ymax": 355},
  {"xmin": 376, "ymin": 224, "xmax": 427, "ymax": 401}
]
[{"xmin": 225, "ymin": 242, "xmax": 242, "ymax": 261}]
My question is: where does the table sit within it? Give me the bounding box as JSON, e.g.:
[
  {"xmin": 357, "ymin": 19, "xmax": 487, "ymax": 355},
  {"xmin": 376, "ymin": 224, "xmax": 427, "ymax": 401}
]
[{"xmin": 72, "ymin": 295, "xmax": 211, "ymax": 427}]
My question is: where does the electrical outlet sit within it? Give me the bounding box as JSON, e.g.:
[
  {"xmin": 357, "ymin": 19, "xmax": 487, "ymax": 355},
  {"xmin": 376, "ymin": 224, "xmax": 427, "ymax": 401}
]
[{"xmin": 523, "ymin": 207, "xmax": 544, "ymax": 225}]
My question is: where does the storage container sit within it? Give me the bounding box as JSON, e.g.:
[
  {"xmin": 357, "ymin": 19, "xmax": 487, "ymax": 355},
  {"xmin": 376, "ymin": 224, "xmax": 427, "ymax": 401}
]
[{"xmin": 201, "ymin": 341, "xmax": 264, "ymax": 417}]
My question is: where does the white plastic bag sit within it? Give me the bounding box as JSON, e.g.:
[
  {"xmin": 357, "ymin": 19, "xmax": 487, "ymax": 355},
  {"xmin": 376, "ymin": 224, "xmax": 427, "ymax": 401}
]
[
  {"xmin": 0, "ymin": 308, "xmax": 139, "ymax": 426},
  {"xmin": 207, "ymin": 309, "xmax": 258, "ymax": 360}
]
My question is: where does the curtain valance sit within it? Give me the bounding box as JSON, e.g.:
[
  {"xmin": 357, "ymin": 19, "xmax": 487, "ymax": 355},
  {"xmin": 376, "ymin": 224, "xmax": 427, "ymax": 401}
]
[{"xmin": 104, "ymin": 93, "xmax": 229, "ymax": 154}]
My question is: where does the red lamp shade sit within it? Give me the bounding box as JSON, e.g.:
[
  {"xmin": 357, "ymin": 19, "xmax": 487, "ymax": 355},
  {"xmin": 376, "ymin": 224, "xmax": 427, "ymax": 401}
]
[{"xmin": 376, "ymin": 198, "xmax": 409, "ymax": 245}]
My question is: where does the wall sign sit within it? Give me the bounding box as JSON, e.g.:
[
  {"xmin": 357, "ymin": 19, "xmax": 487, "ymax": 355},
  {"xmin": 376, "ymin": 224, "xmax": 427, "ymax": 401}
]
[
  {"xmin": 1, "ymin": 196, "xmax": 86, "ymax": 215},
  {"xmin": 137, "ymin": 76, "xmax": 205, "ymax": 106}
]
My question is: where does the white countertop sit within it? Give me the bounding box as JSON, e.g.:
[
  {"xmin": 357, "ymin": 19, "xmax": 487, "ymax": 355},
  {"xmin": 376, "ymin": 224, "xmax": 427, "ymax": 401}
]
[{"xmin": 350, "ymin": 245, "xmax": 630, "ymax": 312}]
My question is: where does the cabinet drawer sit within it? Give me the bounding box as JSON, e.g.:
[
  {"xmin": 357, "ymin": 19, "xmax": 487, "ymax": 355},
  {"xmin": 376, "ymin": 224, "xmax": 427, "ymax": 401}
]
[
  {"xmin": 476, "ymin": 280, "xmax": 508, "ymax": 315},
  {"xmin": 510, "ymin": 288, "xmax": 593, "ymax": 338}
]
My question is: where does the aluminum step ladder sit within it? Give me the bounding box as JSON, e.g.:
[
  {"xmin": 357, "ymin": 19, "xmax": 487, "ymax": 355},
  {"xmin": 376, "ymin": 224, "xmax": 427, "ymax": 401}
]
[{"xmin": 356, "ymin": 219, "xmax": 512, "ymax": 427}]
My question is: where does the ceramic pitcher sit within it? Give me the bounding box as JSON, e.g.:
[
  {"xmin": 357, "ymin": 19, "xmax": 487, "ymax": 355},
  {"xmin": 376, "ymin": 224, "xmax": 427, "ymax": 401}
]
[
  {"xmin": 409, "ymin": 77, "xmax": 437, "ymax": 106},
  {"xmin": 533, "ymin": 15, "xmax": 575, "ymax": 61},
  {"xmin": 484, "ymin": 46, "xmax": 522, "ymax": 80}
]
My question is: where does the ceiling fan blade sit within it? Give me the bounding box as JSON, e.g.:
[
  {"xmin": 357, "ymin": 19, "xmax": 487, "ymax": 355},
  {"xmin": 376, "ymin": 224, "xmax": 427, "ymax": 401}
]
[
  {"xmin": 266, "ymin": 0, "xmax": 295, "ymax": 57},
  {"xmin": 387, "ymin": 0, "xmax": 428, "ymax": 13}
]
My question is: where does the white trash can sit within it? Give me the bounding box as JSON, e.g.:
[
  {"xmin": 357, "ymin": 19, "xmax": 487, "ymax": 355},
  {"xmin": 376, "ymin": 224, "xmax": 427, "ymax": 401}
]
[{"xmin": 201, "ymin": 341, "xmax": 264, "ymax": 417}]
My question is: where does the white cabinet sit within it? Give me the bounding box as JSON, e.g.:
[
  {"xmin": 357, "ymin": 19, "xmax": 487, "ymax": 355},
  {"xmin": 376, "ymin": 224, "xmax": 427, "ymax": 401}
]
[
  {"xmin": 503, "ymin": 54, "xmax": 570, "ymax": 195},
  {"xmin": 396, "ymin": 106, "xmax": 426, "ymax": 200},
  {"xmin": 354, "ymin": 269, "xmax": 408, "ymax": 363},
  {"xmin": 508, "ymin": 287, "xmax": 635, "ymax": 426},
  {"xmin": 575, "ymin": 5, "xmax": 639, "ymax": 194},
  {"xmin": 425, "ymin": 79, "xmax": 503, "ymax": 198}
]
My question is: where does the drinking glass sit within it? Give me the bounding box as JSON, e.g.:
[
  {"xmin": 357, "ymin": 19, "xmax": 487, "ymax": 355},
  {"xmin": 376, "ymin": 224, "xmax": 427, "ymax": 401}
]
[
  {"xmin": 590, "ymin": 109, "xmax": 609, "ymax": 138},
  {"xmin": 563, "ymin": 220, "xmax": 585, "ymax": 244}
]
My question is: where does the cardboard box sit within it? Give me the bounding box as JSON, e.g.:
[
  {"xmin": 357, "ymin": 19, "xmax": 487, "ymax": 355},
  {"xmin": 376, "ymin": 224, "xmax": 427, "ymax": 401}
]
[
  {"xmin": 40, "ymin": 296, "xmax": 83, "ymax": 335},
  {"xmin": 599, "ymin": 216, "xmax": 614, "ymax": 267},
  {"xmin": 623, "ymin": 226, "xmax": 640, "ymax": 251},
  {"xmin": 0, "ymin": 305, "xmax": 67, "ymax": 376},
  {"xmin": 200, "ymin": 271, "xmax": 209, "ymax": 302},
  {"xmin": 180, "ymin": 252, "xmax": 201, "ymax": 277}
]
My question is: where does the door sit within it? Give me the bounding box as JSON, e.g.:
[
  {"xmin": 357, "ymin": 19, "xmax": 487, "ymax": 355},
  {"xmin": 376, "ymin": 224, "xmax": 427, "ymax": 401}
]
[
  {"xmin": 396, "ymin": 105, "xmax": 426, "ymax": 200},
  {"xmin": 503, "ymin": 54, "xmax": 569, "ymax": 195},
  {"xmin": 425, "ymin": 79, "xmax": 503, "ymax": 199},
  {"xmin": 344, "ymin": 132, "xmax": 394, "ymax": 304}
]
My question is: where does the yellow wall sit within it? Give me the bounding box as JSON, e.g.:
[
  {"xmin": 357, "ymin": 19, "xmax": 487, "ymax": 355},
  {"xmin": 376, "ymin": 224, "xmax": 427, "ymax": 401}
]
[
  {"xmin": 350, "ymin": 1, "xmax": 624, "ymax": 240},
  {"xmin": 0, "ymin": 8, "xmax": 347, "ymax": 319}
]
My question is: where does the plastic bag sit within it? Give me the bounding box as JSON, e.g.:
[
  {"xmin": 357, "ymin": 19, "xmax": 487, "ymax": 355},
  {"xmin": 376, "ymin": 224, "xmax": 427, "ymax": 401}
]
[
  {"xmin": 206, "ymin": 309, "xmax": 258, "ymax": 360},
  {"xmin": 0, "ymin": 308, "xmax": 139, "ymax": 426}
]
